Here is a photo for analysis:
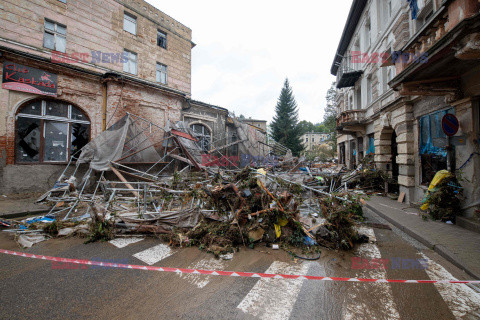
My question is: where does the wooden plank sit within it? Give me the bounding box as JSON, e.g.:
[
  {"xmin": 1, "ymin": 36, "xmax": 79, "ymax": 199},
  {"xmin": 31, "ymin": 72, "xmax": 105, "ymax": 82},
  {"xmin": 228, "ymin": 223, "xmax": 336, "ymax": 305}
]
[
  {"xmin": 109, "ymin": 164, "xmax": 139, "ymax": 197},
  {"xmin": 398, "ymin": 192, "xmax": 406, "ymax": 203},
  {"xmin": 171, "ymin": 129, "xmax": 198, "ymax": 142},
  {"xmin": 172, "ymin": 136, "xmax": 202, "ymax": 171},
  {"xmin": 168, "ymin": 153, "xmax": 193, "ymax": 166}
]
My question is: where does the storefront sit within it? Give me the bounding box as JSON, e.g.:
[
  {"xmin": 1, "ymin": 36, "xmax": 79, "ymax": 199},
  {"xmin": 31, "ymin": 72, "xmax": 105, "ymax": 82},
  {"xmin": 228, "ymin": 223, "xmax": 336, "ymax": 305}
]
[{"xmin": 0, "ymin": 53, "xmax": 185, "ymax": 194}]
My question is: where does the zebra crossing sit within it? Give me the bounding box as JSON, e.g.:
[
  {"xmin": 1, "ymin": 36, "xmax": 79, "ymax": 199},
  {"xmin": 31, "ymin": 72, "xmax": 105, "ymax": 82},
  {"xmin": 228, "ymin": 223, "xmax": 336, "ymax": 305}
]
[{"xmin": 107, "ymin": 227, "xmax": 480, "ymax": 319}]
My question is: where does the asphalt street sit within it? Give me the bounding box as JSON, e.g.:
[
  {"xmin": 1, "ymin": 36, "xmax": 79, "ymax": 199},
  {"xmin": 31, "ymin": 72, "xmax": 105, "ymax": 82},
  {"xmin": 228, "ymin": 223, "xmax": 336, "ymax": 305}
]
[{"xmin": 0, "ymin": 208, "xmax": 479, "ymax": 319}]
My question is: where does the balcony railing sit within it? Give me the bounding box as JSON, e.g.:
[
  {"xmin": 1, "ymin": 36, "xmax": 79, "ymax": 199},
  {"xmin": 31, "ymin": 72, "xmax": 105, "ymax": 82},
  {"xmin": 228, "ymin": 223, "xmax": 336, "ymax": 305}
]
[
  {"xmin": 336, "ymin": 109, "xmax": 365, "ymax": 128},
  {"xmin": 336, "ymin": 55, "xmax": 363, "ymax": 88}
]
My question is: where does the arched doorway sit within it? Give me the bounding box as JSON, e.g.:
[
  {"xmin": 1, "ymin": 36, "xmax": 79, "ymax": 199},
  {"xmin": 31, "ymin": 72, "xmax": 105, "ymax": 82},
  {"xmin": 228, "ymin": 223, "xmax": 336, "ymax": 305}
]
[
  {"xmin": 391, "ymin": 130, "xmax": 398, "ymax": 180},
  {"xmin": 16, "ymin": 99, "xmax": 90, "ymax": 163},
  {"xmin": 375, "ymin": 125, "xmax": 399, "ymax": 193}
]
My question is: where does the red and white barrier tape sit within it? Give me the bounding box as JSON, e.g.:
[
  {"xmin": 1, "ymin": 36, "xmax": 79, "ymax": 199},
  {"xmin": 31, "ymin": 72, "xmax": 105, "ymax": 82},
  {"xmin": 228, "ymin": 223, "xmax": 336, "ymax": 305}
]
[{"xmin": 1, "ymin": 249, "xmax": 479, "ymax": 284}]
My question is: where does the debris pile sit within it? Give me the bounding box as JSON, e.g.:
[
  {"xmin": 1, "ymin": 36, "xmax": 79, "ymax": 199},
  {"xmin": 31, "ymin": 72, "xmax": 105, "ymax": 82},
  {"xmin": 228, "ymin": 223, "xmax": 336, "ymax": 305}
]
[
  {"xmin": 421, "ymin": 170, "xmax": 463, "ymax": 222},
  {"xmin": 1, "ymin": 113, "xmax": 370, "ymax": 255}
]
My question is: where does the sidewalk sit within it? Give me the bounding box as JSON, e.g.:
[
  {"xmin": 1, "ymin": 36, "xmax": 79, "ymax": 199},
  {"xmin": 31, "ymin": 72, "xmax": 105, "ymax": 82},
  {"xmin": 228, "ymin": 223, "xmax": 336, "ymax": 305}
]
[
  {"xmin": 0, "ymin": 193, "xmax": 50, "ymax": 219},
  {"xmin": 365, "ymin": 195, "xmax": 480, "ymax": 279}
]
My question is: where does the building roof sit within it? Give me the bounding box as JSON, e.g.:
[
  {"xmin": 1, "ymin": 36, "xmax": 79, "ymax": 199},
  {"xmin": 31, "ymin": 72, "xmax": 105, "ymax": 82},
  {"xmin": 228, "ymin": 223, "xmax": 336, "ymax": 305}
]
[
  {"xmin": 189, "ymin": 99, "xmax": 229, "ymax": 113},
  {"xmin": 243, "ymin": 119, "xmax": 267, "ymax": 123},
  {"xmin": 330, "ymin": 0, "xmax": 368, "ymax": 76}
]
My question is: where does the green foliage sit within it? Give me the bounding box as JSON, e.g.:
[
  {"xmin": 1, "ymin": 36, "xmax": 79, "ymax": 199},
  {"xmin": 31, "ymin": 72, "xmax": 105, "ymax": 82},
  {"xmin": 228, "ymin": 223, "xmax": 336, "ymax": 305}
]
[
  {"xmin": 427, "ymin": 176, "xmax": 462, "ymax": 221},
  {"xmin": 43, "ymin": 221, "xmax": 59, "ymax": 236},
  {"xmin": 288, "ymin": 228, "xmax": 305, "ymax": 246},
  {"xmin": 317, "ymin": 195, "xmax": 364, "ymax": 250},
  {"xmin": 270, "ymin": 78, "xmax": 304, "ymax": 156},
  {"xmin": 304, "ymin": 144, "xmax": 335, "ymax": 162},
  {"xmin": 85, "ymin": 220, "xmax": 114, "ymax": 243},
  {"xmin": 323, "ymin": 82, "xmax": 338, "ymax": 151},
  {"xmin": 357, "ymin": 169, "xmax": 396, "ymax": 191}
]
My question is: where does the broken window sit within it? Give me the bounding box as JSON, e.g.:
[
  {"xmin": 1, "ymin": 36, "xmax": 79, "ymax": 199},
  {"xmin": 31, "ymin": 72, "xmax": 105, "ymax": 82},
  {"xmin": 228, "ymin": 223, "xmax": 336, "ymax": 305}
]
[
  {"xmin": 16, "ymin": 100, "xmax": 90, "ymax": 163},
  {"xmin": 157, "ymin": 30, "xmax": 167, "ymax": 49},
  {"xmin": 123, "ymin": 50, "xmax": 137, "ymax": 75},
  {"xmin": 191, "ymin": 124, "xmax": 211, "ymax": 152},
  {"xmin": 16, "ymin": 118, "xmax": 41, "ymax": 163},
  {"xmin": 228, "ymin": 130, "xmax": 239, "ymax": 157},
  {"xmin": 419, "ymin": 108, "xmax": 454, "ymax": 184},
  {"xmin": 156, "ymin": 63, "xmax": 167, "ymax": 84},
  {"xmin": 43, "ymin": 19, "xmax": 66, "ymax": 52},
  {"xmin": 123, "ymin": 12, "xmax": 137, "ymax": 35}
]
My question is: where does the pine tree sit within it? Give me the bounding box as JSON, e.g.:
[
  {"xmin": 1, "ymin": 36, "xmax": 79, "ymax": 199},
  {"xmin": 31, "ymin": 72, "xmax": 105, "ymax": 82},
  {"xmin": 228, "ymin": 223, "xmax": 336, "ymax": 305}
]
[{"xmin": 271, "ymin": 78, "xmax": 303, "ymax": 156}]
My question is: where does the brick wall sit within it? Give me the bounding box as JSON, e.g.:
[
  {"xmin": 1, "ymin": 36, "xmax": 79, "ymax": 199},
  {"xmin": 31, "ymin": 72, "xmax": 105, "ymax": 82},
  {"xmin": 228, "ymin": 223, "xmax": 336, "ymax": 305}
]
[{"xmin": 0, "ymin": 0, "xmax": 192, "ymax": 94}]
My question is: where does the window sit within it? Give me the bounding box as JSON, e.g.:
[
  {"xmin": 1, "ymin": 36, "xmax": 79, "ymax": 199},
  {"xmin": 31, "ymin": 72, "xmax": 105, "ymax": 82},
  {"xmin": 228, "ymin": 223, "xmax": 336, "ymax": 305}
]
[
  {"xmin": 123, "ymin": 50, "xmax": 137, "ymax": 75},
  {"xmin": 228, "ymin": 130, "xmax": 238, "ymax": 157},
  {"xmin": 367, "ymin": 77, "xmax": 373, "ymax": 104},
  {"xmin": 419, "ymin": 108, "xmax": 454, "ymax": 184},
  {"xmin": 123, "ymin": 12, "xmax": 137, "ymax": 35},
  {"xmin": 191, "ymin": 124, "xmax": 211, "ymax": 152},
  {"xmin": 365, "ymin": 17, "xmax": 371, "ymax": 48},
  {"xmin": 156, "ymin": 63, "xmax": 167, "ymax": 84},
  {"xmin": 43, "ymin": 19, "xmax": 66, "ymax": 52},
  {"xmin": 366, "ymin": 134, "xmax": 375, "ymax": 155},
  {"xmin": 16, "ymin": 100, "xmax": 90, "ymax": 163},
  {"xmin": 387, "ymin": 67, "xmax": 395, "ymax": 82},
  {"xmin": 157, "ymin": 30, "xmax": 167, "ymax": 49},
  {"xmin": 385, "ymin": 0, "xmax": 392, "ymax": 22},
  {"xmin": 358, "ymin": 137, "xmax": 364, "ymax": 160},
  {"xmin": 355, "ymin": 86, "xmax": 362, "ymax": 109},
  {"xmin": 312, "ymin": 138, "xmax": 315, "ymax": 142}
]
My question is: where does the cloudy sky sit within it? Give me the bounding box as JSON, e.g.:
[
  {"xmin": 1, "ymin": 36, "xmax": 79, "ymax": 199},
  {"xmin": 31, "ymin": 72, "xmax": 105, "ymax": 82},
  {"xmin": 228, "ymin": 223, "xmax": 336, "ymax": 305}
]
[{"xmin": 148, "ymin": 0, "xmax": 352, "ymax": 124}]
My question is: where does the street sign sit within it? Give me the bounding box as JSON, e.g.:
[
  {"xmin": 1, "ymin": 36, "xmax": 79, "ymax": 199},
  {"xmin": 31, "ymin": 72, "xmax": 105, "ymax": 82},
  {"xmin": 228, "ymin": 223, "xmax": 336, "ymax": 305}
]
[
  {"xmin": 432, "ymin": 135, "xmax": 466, "ymax": 147},
  {"xmin": 451, "ymin": 135, "xmax": 466, "ymax": 146},
  {"xmin": 442, "ymin": 113, "xmax": 459, "ymax": 137}
]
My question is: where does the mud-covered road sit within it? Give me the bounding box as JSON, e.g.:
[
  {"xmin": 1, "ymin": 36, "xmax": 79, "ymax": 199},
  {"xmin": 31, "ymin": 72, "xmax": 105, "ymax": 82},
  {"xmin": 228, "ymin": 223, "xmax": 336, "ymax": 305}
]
[{"xmin": 1, "ymin": 208, "xmax": 479, "ymax": 319}]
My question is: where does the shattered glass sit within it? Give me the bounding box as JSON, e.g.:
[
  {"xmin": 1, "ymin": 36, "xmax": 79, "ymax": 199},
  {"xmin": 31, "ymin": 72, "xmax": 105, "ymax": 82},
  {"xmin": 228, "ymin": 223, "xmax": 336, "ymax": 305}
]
[
  {"xmin": 16, "ymin": 118, "xmax": 41, "ymax": 163},
  {"xmin": 44, "ymin": 122, "xmax": 68, "ymax": 162}
]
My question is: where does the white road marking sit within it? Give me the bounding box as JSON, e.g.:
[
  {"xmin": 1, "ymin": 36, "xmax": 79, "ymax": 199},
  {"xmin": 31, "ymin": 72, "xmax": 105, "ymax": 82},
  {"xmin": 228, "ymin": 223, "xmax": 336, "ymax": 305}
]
[
  {"xmin": 179, "ymin": 257, "xmax": 227, "ymax": 288},
  {"xmin": 109, "ymin": 237, "xmax": 145, "ymax": 248},
  {"xmin": 420, "ymin": 252, "xmax": 480, "ymax": 319},
  {"xmin": 343, "ymin": 227, "xmax": 400, "ymax": 320},
  {"xmin": 133, "ymin": 244, "xmax": 174, "ymax": 265},
  {"xmin": 237, "ymin": 261, "xmax": 310, "ymax": 320}
]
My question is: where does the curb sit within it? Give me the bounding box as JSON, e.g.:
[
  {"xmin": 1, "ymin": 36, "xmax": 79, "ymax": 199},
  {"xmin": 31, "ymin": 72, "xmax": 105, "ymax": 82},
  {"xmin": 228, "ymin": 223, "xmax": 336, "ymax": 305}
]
[
  {"xmin": 0, "ymin": 209, "xmax": 50, "ymax": 219},
  {"xmin": 364, "ymin": 202, "xmax": 480, "ymax": 280}
]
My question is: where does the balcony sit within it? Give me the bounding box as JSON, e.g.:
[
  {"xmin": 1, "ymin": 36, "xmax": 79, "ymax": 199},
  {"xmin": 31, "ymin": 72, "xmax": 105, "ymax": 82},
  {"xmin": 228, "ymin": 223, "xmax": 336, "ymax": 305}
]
[
  {"xmin": 336, "ymin": 55, "xmax": 363, "ymax": 88},
  {"xmin": 336, "ymin": 109, "xmax": 366, "ymax": 133}
]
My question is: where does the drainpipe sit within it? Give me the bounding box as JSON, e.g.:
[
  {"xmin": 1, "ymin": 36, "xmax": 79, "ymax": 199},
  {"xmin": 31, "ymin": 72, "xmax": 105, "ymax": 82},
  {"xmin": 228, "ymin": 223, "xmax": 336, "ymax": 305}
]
[{"xmin": 102, "ymin": 81, "xmax": 108, "ymax": 131}]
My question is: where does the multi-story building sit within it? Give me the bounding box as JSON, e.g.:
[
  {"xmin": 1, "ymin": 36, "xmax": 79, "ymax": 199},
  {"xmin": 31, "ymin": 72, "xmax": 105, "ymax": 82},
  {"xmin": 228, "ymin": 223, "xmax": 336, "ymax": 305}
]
[
  {"xmin": 301, "ymin": 132, "xmax": 331, "ymax": 152},
  {"xmin": 332, "ymin": 0, "xmax": 480, "ymax": 217},
  {"xmin": 332, "ymin": 0, "xmax": 408, "ymax": 172},
  {"xmin": 0, "ymin": 0, "xmax": 194, "ymax": 193}
]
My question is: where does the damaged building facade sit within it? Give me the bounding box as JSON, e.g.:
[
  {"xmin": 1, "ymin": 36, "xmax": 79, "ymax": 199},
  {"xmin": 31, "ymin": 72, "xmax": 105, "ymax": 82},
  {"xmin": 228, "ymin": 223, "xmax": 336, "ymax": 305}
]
[
  {"xmin": 0, "ymin": 0, "xmax": 194, "ymax": 193},
  {"xmin": 0, "ymin": 0, "xmax": 188, "ymax": 193},
  {"xmin": 0, "ymin": 0, "xmax": 270, "ymax": 194},
  {"xmin": 332, "ymin": 0, "xmax": 480, "ymax": 216}
]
